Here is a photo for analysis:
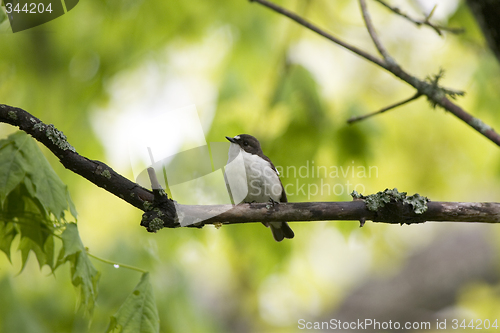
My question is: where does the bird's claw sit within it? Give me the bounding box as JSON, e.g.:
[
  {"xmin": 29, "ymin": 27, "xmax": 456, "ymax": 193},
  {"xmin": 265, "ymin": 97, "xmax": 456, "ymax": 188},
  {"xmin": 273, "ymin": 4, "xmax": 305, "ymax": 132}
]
[{"xmin": 268, "ymin": 198, "xmax": 279, "ymax": 207}]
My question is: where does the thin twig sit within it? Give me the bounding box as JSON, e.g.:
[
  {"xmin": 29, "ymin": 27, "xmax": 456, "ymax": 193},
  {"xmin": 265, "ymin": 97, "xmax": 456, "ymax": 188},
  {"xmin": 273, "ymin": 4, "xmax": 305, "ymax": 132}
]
[
  {"xmin": 249, "ymin": 0, "xmax": 500, "ymax": 147},
  {"xmin": 147, "ymin": 167, "xmax": 162, "ymax": 190},
  {"xmin": 87, "ymin": 252, "xmax": 148, "ymax": 273},
  {"xmin": 347, "ymin": 93, "xmax": 422, "ymax": 124},
  {"xmin": 249, "ymin": 0, "xmax": 386, "ymax": 69},
  {"xmin": 374, "ymin": 0, "xmax": 465, "ymax": 36},
  {"xmin": 359, "ymin": 0, "xmax": 394, "ymax": 64}
]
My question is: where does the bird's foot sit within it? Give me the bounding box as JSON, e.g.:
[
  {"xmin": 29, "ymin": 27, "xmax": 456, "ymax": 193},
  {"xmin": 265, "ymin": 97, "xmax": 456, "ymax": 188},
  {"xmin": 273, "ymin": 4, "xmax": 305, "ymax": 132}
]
[{"xmin": 266, "ymin": 198, "xmax": 279, "ymax": 209}]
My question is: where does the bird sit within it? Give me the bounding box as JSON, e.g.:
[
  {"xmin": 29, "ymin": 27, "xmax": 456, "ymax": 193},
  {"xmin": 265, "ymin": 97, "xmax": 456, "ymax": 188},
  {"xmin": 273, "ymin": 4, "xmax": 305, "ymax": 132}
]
[{"xmin": 224, "ymin": 134, "xmax": 294, "ymax": 241}]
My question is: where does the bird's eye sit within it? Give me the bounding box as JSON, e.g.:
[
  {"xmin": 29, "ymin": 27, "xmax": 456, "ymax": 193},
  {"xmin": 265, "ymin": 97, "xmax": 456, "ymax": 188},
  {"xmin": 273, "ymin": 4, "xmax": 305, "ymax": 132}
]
[{"xmin": 243, "ymin": 141, "xmax": 249, "ymax": 146}]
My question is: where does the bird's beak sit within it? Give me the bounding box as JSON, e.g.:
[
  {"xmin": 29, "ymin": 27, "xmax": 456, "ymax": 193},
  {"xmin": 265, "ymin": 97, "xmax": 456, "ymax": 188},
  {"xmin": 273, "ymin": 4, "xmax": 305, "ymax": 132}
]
[{"xmin": 226, "ymin": 136, "xmax": 236, "ymax": 143}]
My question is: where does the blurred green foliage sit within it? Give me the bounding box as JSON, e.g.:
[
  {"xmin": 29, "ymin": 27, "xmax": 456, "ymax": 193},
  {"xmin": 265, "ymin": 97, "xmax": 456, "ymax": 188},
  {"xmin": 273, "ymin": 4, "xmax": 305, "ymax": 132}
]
[{"xmin": 1, "ymin": 0, "xmax": 500, "ymax": 332}]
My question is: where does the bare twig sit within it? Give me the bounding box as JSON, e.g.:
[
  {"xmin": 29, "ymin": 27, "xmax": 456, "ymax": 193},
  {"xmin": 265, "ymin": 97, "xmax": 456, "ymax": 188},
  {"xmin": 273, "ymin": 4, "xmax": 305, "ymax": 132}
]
[
  {"xmin": 374, "ymin": 0, "xmax": 465, "ymax": 36},
  {"xmin": 359, "ymin": 0, "xmax": 394, "ymax": 64},
  {"xmin": 347, "ymin": 93, "xmax": 422, "ymax": 124},
  {"xmin": 147, "ymin": 167, "xmax": 162, "ymax": 190},
  {"xmin": 250, "ymin": 0, "xmax": 500, "ymax": 147},
  {"xmin": 249, "ymin": 0, "xmax": 386, "ymax": 69}
]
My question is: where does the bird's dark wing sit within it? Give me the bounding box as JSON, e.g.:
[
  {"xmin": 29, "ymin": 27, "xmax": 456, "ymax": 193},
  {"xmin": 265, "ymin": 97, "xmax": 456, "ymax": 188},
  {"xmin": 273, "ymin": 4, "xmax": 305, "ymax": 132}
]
[{"xmin": 262, "ymin": 154, "xmax": 288, "ymax": 203}]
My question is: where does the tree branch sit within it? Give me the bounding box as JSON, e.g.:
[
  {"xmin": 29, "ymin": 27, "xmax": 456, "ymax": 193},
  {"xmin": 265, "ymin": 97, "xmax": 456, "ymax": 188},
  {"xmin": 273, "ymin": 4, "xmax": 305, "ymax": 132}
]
[
  {"xmin": 347, "ymin": 92, "xmax": 422, "ymax": 124},
  {"xmin": 359, "ymin": 0, "xmax": 394, "ymax": 64},
  {"xmin": 2, "ymin": 105, "xmax": 500, "ymax": 234},
  {"xmin": 374, "ymin": 0, "xmax": 465, "ymax": 36},
  {"xmin": 249, "ymin": 0, "xmax": 386, "ymax": 69},
  {"xmin": 0, "ymin": 104, "xmax": 157, "ymax": 212},
  {"xmin": 177, "ymin": 201, "xmax": 500, "ymax": 227},
  {"xmin": 250, "ymin": 0, "xmax": 500, "ymax": 147}
]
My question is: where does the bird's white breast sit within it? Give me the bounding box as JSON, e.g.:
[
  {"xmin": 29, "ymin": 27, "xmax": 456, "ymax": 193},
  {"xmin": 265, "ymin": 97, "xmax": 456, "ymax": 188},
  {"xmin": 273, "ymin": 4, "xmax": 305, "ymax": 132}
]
[{"xmin": 225, "ymin": 143, "xmax": 282, "ymax": 203}]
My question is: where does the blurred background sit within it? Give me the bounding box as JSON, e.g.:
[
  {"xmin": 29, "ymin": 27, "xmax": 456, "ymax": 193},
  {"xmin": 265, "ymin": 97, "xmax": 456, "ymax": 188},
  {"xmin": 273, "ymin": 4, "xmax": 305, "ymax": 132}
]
[{"xmin": 1, "ymin": 0, "xmax": 500, "ymax": 332}]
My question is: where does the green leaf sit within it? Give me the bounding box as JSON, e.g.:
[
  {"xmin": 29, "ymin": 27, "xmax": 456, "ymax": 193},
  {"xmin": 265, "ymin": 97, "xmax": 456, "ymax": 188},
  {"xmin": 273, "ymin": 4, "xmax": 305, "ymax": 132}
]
[
  {"xmin": 58, "ymin": 223, "xmax": 100, "ymax": 317},
  {"xmin": 18, "ymin": 220, "xmax": 54, "ymax": 271},
  {"xmin": 0, "ymin": 137, "xmax": 27, "ymax": 206},
  {"xmin": 0, "ymin": 131, "xmax": 83, "ymax": 306},
  {"xmin": 14, "ymin": 131, "xmax": 76, "ymax": 221},
  {"xmin": 1, "ymin": 183, "xmax": 56, "ymax": 269},
  {"xmin": 106, "ymin": 273, "xmax": 159, "ymax": 333},
  {"xmin": 67, "ymin": 190, "xmax": 78, "ymax": 221},
  {"xmin": 0, "ymin": 221, "xmax": 17, "ymax": 262},
  {"xmin": 0, "ymin": 131, "xmax": 77, "ymax": 221}
]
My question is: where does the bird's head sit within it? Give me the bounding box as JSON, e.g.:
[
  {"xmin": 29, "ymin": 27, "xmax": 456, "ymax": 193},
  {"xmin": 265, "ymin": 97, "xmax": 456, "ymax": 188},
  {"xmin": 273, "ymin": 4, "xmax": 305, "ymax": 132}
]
[{"xmin": 226, "ymin": 134, "xmax": 262, "ymax": 155}]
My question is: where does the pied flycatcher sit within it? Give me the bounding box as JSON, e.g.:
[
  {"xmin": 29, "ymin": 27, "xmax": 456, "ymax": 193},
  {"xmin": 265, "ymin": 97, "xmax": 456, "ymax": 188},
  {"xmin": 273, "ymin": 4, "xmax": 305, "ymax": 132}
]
[{"xmin": 225, "ymin": 134, "xmax": 294, "ymax": 242}]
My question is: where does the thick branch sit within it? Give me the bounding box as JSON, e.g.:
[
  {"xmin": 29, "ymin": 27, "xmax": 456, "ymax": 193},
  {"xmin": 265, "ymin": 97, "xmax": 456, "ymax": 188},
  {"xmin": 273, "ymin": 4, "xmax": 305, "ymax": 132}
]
[
  {"xmin": 176, "ymin": 201, "xmax": 500, "ymax": 227},
  {"xmin": 2, "ymin": 106, "xmax": 500, "ymax": 234},
  {"xmin": 0, "ymin": 104, "xmax": 157, "ymax": 212},
  {"xmin": 250, "ymin": 0, "xmax": 500, "ymax": 147}
]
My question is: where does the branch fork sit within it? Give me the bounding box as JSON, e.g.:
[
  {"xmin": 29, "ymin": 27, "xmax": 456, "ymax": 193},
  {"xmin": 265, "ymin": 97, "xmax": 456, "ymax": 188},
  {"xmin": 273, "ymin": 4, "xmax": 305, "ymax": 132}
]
[{"xmin": 249, "ymin": 0, "xmax": 500, "ymax": 146}]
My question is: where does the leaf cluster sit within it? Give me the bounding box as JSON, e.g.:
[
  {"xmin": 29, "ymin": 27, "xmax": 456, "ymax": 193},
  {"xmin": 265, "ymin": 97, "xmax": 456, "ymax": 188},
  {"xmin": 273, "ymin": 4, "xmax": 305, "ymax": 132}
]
[
  {"xmin": 0, "ymin": 131, "xmax": 159, "ymax": 330},
  {"xmin": 0, "ymin": 131, "xmax": 76, "ymax": 269}
]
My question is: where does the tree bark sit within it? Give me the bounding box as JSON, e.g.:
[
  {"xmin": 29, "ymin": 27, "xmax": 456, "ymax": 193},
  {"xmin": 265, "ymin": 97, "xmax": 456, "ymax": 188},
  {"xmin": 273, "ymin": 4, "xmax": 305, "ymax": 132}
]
[{"xmin": 2, "ymin": 105, "xmax": 500, "ymax": 233}]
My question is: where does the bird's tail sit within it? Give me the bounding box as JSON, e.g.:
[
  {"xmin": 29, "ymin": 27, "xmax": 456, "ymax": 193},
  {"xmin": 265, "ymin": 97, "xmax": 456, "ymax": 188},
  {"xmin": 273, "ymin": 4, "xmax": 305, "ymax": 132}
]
[{"xmin": 269, "ymin": 222, "xmax": 294, "ymax": 242}]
